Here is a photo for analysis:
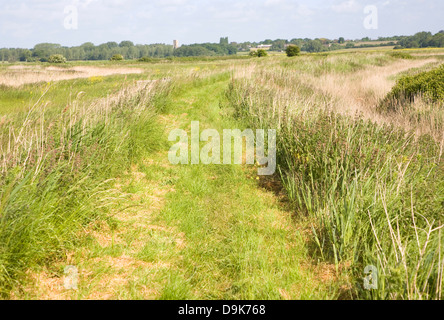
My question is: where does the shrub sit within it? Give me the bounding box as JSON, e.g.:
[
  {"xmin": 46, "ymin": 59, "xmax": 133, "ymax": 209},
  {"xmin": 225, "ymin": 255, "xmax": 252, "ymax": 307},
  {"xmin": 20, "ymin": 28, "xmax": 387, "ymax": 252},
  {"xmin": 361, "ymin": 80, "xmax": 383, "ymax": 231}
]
[
  {"xmin": 48, "ymin": 54, "xmax": 66, "ymax": 63},
  {"xmin": 138, "ymin": 57, "xmax": 155, "ymax": 63},
  {"xmin": 286, "ymin": 45, "xmax": 301, "ymax": 57},
  {"xmin": 110, "ymin": 54, "xmax": 124, "ymax": 61},
  {"xmin": 381, "ymin": 64, "xmax": 444, "ymax": 110},
  {"xmin": 388, "ymin": 51, "xmax": 414, "ymax": 60},
  {"xmin": 257, "ymin": 49, "xmax": 268, "ymax": 57},
  {"xmin": 249, "ymin": 49, "xmax": 268, "ymax": 58}
]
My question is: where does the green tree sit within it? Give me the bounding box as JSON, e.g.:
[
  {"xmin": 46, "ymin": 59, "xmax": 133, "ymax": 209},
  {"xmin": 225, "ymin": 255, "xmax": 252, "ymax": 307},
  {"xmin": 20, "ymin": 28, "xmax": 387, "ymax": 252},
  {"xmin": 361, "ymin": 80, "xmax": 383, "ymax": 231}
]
[
  {"xmin": 19, "ymin": 49, "xmax": 32, "ymax": 62},
  {"xmin": 286, "ymin": 45, "xmax": 300, "ymax": 57},
  {"xmin": 80, "ymin": 42, "xmax": 95, "ymax": 51},
  {"xmin": 338, "ymin": 37, "xmax": 345, "ymax": 44},
  {"xmin": 270, "ymin": 40, "xmax": 287, "ymax": 51},
  {"xmin": 106, "ymin": 42, "xmax": 119, "ymax": 49},
  {"xmin": 119, "ymin": 41, "xmax": 134, "ymax": 48},
  {"xmin": 303, "ymin": 40, "xmax": 323, "ymax": 53}
]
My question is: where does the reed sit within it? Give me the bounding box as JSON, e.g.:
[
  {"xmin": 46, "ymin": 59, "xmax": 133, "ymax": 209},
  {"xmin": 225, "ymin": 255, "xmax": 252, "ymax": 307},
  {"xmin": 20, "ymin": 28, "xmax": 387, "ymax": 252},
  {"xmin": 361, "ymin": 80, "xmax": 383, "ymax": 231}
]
[
  {"xmin": 0, "ymin": 78, "xmax": 170, "ymax": 297},
  {"xmin": 226, "ymin": 53, "xmax": 444, "ymax": 299}
]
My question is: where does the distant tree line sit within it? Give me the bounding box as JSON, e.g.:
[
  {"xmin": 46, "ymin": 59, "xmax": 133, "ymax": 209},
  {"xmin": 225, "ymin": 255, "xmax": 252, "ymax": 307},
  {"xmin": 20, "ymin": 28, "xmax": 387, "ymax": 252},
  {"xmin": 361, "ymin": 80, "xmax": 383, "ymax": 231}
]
[
  {"xmin": 1, "ymin": 31, "xmax": 443, "ymax": 62},
  {"xmin": 0, "ymin": 41, "xmax": 174, "ymax": 62},
  {"xmin": 173, "ymin": 41, "xmax": 238, "ymax": 57},
  {"xmin": 237, "ymin": 37, "xmax": 397, "ymax": 54},
  {"xmin": 396, "ymin": 31, "xmax": 444, "ymax": 49}
]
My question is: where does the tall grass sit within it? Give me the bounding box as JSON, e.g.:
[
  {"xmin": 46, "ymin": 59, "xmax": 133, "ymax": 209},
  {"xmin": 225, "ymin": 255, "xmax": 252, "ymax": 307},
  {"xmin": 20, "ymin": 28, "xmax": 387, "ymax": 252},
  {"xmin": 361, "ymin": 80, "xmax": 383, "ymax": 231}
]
[
  {"xmin": 0, "ymin": 79, "xmax": 170, "ymax": 297},
  {"xmin": 226, "ymin": 56, "xmax": 444, "ymax": 299}
]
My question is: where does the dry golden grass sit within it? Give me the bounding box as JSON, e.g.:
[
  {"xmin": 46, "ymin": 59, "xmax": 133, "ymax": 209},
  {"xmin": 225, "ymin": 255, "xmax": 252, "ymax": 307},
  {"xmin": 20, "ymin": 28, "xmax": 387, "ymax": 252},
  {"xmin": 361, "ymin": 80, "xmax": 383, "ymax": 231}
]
[
  {"xmin": 303, "ymin": 59, "xmax": 434, "ymax": 115},
  {"xmin": 0, "ymin": 65, "xmax": 143, "ymax": 87},
  {"xmin": 303, "ymin": 58, "xmax": 444, "ymax": 140},
  {"xmin": 236, "ymin": 53, "xmax": 443, "ymax": 141}
]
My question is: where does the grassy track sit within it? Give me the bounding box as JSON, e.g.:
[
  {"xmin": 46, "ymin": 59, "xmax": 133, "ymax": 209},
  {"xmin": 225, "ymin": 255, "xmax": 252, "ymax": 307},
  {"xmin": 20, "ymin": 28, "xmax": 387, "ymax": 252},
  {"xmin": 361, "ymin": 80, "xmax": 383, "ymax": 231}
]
[
  {"xmin": 7, "ymin": 51, "xmax": 442, "ymax": 299},
  {"xmin": 13, "ymin": 72, "xmax": 334, "ymax": 299}
]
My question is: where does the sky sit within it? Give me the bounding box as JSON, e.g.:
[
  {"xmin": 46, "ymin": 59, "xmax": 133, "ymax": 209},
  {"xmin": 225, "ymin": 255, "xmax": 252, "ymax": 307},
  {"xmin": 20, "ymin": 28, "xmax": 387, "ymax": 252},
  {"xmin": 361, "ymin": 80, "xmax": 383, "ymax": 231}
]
[{"xmin": 0, "ymin": 0, "xmax": 443, "ymax": 48}]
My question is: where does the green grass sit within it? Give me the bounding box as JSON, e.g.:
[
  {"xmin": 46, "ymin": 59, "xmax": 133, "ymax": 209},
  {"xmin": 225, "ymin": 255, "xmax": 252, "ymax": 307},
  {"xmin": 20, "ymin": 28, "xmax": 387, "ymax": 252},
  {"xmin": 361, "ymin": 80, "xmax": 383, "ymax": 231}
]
[
  {"xmin": 0, "ymin": 71, "xmax": 168, "ymax": 297},
  {"xmin": 151, "ymin": 76, "xmax": 331, "ymax": 299},
  {"xmin": 3, "ymin": 51, "xmax": 443, "ymax": 300},
  {"xmin": 0, "ymin": 74, "xmax": 142, "ymax": 114},
  {"xmin": 226, "ymin": 55, "xmax": 444, "ymax": 300},
  {"xmin": 1, "ymin": 61, "xmax": 333, "ymax": 299}
]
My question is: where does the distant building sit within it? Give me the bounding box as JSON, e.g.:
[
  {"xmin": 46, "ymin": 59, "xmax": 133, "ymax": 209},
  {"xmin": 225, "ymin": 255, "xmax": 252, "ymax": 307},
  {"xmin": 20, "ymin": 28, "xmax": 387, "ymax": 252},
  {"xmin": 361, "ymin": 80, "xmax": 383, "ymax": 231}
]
[
  {"xmin": 173, "ymin": 40, "xmax": 180, "ymax": 49},
  {"xmin": 257, "ymin": 44, "xmax": 272, "ymax": 49}
]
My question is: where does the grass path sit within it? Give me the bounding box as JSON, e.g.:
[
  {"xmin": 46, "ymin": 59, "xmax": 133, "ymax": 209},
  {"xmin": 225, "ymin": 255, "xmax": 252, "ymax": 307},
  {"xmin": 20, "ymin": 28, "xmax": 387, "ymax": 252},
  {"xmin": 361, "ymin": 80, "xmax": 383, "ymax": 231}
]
[{"xmin": 15, "ymin": 73, "xmax": 335, "ymax": 300}]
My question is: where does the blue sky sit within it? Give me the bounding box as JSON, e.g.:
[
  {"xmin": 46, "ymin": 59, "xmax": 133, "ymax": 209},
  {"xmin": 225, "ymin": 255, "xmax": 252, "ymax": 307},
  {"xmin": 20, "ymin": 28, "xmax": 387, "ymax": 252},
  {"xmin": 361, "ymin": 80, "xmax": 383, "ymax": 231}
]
[{"xmin": 0, "ymin": 0, "xmax": 443, "ymax": 48}]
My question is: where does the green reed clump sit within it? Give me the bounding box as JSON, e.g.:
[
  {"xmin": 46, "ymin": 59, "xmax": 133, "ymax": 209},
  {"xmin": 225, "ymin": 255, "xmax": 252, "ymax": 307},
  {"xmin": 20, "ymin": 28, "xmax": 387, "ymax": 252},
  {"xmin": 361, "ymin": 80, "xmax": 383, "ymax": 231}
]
[
  {"xmin": 281, "ymin": 53, "xmax": 393, "ymax": 76},
  {"xmin": 388, "ymin": 51, "xmax": 414, "ymax": 60},
  {"xmin": 381, "ymin": 64, "xmax": 444, "ymax": 111},
  {"xmin": 227, "ymin": 71, "xmax": 444, "ymax": 300},
  {"xmin": 0, "ymin": 81, "xmax": 169, "ymax": 297}
]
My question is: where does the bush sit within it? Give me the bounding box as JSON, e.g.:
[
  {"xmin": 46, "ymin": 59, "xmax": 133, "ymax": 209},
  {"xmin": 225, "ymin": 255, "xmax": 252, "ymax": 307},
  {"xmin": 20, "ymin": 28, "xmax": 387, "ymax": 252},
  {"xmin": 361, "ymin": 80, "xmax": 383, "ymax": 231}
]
[
  {"xmin": 249, "ymin": 50, "xmax": 258, "ymax": 57},
  {"xmin": 381, "ymin": 64, "xmax": 444, "ymax": 110},
  {"xmin": 138, "ymin": 57, "xmax": 155, "ymax": 63},
  {"xmin": 257, "ymin": 49, "xmax": 268, "ymax": 57},
  {"xmin": 286, "ymin": 45, "xmax": 301, "ymax": 57},
  {"xmin": 48, "ymin": 54, "xmax": 66, "ymax": 63},
  {"xmin": 110, "ymin": 54, "xmax": 124, "ymax": 61},
  {"xmin": 388, "ymin": 51, "xmax": 414, "ymax": 60}
]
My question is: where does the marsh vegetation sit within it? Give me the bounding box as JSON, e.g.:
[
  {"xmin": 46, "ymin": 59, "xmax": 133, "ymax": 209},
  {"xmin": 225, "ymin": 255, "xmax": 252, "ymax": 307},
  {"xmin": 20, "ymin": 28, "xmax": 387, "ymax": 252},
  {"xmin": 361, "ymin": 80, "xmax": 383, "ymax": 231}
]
[{"xmin": 0, "ymin": 49, "xmax": 443, "ymax": 299}]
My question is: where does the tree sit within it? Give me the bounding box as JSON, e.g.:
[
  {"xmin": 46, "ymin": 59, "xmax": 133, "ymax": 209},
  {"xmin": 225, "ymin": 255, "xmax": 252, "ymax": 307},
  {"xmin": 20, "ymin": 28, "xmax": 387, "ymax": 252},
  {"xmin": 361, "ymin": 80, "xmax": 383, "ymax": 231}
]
[
  {"xmin": 270, "ymin": 40, "xmax": 287, "ymax": 51},
  {"xmin": 338, "ymin": 37, "xmax": 345, "ymax": 44},
  {"xmin": 173, "ymin": 45, "xmax": 214, "ymax": 57},
  {"xmin": 19, "ymin": 49, "xmax": 32, "ymax": 62},
  {"xmin": 286, "ymin": 45, "xmax": 300, "ymax": 57},
  {"xmin": 106, "ymin": 42, "xmax": 119, "ymax": 49},
  {"xmin": 249, "ymin": 50, "xmax": 258, "ymax": 57},
  {"xmin": 119, "ymin": 41, "xmax": 134, "ymax": 48},
  {"xmin": 80, "ymin": 42, "xmax": 95, "ymax": 51},
  {"xmin": 303, "ymin": 40, "xmax": 323, "ymax": 53},
  {"xmin": 32, "ymin": 43, "xmax": 62, "ymax": 61}
]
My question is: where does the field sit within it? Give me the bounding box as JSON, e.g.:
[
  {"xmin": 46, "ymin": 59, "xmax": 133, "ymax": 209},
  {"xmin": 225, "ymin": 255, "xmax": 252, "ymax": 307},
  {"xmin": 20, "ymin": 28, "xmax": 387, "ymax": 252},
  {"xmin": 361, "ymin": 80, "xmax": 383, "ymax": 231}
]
[{"xmin": 0, "ymin": 49, "xmax": 443, "ymax": 300}]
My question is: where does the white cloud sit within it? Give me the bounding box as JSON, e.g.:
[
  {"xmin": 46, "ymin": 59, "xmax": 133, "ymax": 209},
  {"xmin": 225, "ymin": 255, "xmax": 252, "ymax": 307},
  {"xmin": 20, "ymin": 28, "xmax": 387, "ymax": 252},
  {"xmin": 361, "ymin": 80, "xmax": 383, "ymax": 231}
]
[
  {"xmin": 331, "ymin": 0, "xmax": 360, "ymax": 13},
  {"xmin": 0, "ymin": 0, "xmax": 443, "ymax": 48}
]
